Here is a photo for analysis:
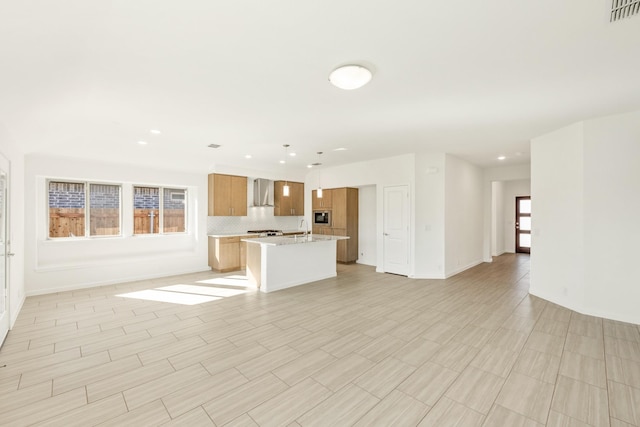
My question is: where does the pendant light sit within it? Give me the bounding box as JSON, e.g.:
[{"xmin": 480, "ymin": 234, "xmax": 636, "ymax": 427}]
[
  {"xmin": 316, "ymin": 152, "xmax": 323, "ymax": 198},
  {"xmin": 282, "ymin": 144, "xmax": 290, "ymax": 197}
]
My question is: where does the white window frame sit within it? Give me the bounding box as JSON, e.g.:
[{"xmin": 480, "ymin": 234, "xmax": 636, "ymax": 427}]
[{"xmin": 132, "ymin": 185, "xmax": 188, "ymax": 235}]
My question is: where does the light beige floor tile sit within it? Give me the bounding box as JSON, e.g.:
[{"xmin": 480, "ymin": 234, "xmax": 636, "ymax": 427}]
[
  {"xmin": 0, "ymin": 374, "xmax": 21, "ymax": 395},
  {"xmin": 605, "ymin": 335, "xmax": 640, "ymax": 363},
  {"xmin": 496, "ymin": 372, "xmax": 554, "ymax": 423},
  {"xmin": 27, "ymin": 324, "xmax": 102, "ymax": 349},
  {"xmin": 236, "ymin": 345, "xmax": 300, "ymax": 380},
  {"xmin": 162, "ymin": 368, "xmax": 248, "ymax": 418},
  {"xmin": 444, "ymin": 365, "xmax": 505, "ymax": 415},
  {"xmin": 53, "ymin": 354, "xmax": 141, "ymax": 395},
  {"xmin": 606, "ymin": 353, "xmax": 640, "ymax": 389},
  {"xmin": 248, "ymin": 377, "xmax": 332, "ymax": 427},
  {"xmin": 20, "ymin": 350, "xmax": 111, "ymax": 389},
  {"xmin": 87, "ymin": 359, "xmax": 175, "ymax": 403},
  {"xmin": 569, "ymin": 318, "xmax": 603, "ymax": 339},
  {"xmin": 397, "ymin": 361, "xmax": 459, "ymax": 406},
  {"xmin": 160, "ymin": 406, "xmax": 215, "ymax": 426},
  {"xmin": 0, "ymin": 381, "xmax": 52, "ymax": 413},
  {"xmin": 502, "ymin": 314, "xmax": 537, "ymax": 334},
  {"xmin": 534, "ymin": 316, "xmax": 569, "ymax": 338},
  {"xmin": 200, "ymin": 343, "xmax": 269, "ymax": 376},
  {"xmin": 0, "ymin": 348, "xmax": 81, "ymax": 380},
  {"xmin": 273, "ymin": 349, "xmax": 336, "ymax": 386},
  {"xmin": 146, "ymin": 316, "xmax": 205, "ymax": 337},
  {"xmin": 451, "ymin": 325, "xmax": 495, "ymax": 349},
  {"xmin": 52, "ymin": 327, "xmax": 125, "ymax": 353},
  {"xmin": 203, "ymin": 373, "xmax": 288, "ymax": 426},
  {"xmin": 388, "ymin": 318, "xmax": 431, "ymax": 341},
  {"xmin": 609, "ymin": 417, "xmax": 639, "ymax": 427},
  {"xmin": 0, "ymin": 387, "xmax": 86, "ymax": 427},
  {"xmin": 551, "ymin": 375, "xmax": 610, "ymax": 427},
  {"xmin": 32, "ymin": 393, "xmax": 128, "ymax": 427},
  {"xmin": 417, "ymin": 396, "xmax": 485, "ymax": 427},
  {"xmin": 513, "ymin": 348, "xmax": 561, "ymax": 384},
  {"xmin": 224, "ymin": 414, "xmax": 260, "ymax": 427},
  {"xmin": 311, "ymin": 352, "xmax": 375, "ymax": 392},
  {"xmin": 546, "ymin": 410, "xmax": 592, "ymax": 427},
  {"xmin": 525, "ymin": 331, "xmax": 565, "ymax": 357},
  {"xmin": 297, "ymin": 384, "xmax": 379, "ymax": 426},
  {"xmin": 288, "ymin": 330, "xmax": 340, "ymax": 353},
  {"xmin": 608, "ymin": 380, "xmax": 640, "ymax": 426},
  {"xmin": 469, "ymin": 345, "xmax": 519, "ymax": 378},
  {"xmin": 166, "ymin": 338, "xmax": 238, "ymax": 370},
  {"xmin": 487, "ymin": 328, "xmax": 528, "ymax": 351},
  {"xmin": 123, "ymin": 363, "xmax": 209, "ymax": 410},
  {"xmin": 258, "ymin": 326, "xmax": 310, "ymax": 350},
  {"xmin": 393, "ymin": 337, "xmax": 441, "ymax": 367},
  {"xmin": 81, "ymin": 329, "xmax": 152, "ymax": 356},
  {"xmin": 137, "ymin": 334, "xmax": 207, "ymax": 365},
  {"xmin": 565, "ymin": 332, "xmax": 605, "ymax": 360},
  {"xmin": 107, "ymin": 332, "xmax": 177, "ymax": 360},
  {"xmin": 96, "ymin": 399, "xmax": 172, "ymax": 426},
  {"xmin": 431, "ymin": 341, "xmax": 480, "ymax": 372},
  {"xmin": 320, "ymin": 331, "xmax": 373, "ymax": 358},
  {"xmin": 483, "ymin": 404, "xmax": 543, "ymax": 427},
  {"xmin": 559, "ymin": 351, "xmax": 607, "ymax": 388},
  {"xmin": 95, "ymin": 311, "xmax": 159, "ymax": 332},
  {"xmin": 355, "ymin": 333, "xmax": 406, "ymax": 362},
  {"xmin": 421, "ymin": 322, "xmax": 463, "ymax": 344},
  {"xmin": 227, "ymin": 323, "xmax": 284, "ymax": 347},
  {"xmin": 363, "ymin": 318, "xmax": 400, "ymax": 338},
  {"xmin": 353, "ymin": 389, "xmax": 430, "ymax": 427},
  {"xmin": 354, "ymin": 356, "xmax": 415, "ymax": 399},
  {"xmin": 604, "ymin": 320, "xmax": 640, "ymax": 343}
]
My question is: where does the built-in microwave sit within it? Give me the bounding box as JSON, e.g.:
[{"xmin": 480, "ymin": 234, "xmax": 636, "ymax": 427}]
[{"xmin": 313, "ymin": 210, "xmax": 331, "ymax": 225}]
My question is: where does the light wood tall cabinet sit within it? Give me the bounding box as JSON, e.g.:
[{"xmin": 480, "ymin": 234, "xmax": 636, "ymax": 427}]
[
  {"xmin": 208, "ymin": 173, "xmax": 247, "ymax": 216},
  {"xmin": 332, "ymin": 187, "xmax": 358, "ymax": 263},
  {"xmin": 274, "ymin": 181, "xmax": 304, "ymax": 216},
  {"xmin": 312, "ymin": 189, "xmax": 332, "ymax": 209},
  {"xmin": 208, "ymin": 236, "xmax": 240, "ymax": 272}
]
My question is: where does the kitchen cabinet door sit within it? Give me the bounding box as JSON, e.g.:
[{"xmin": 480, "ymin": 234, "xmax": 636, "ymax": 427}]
[
  {"xmin": 209, "ymin": 174, "xmax": 247, "ymax": 216},
  {"xmin": 312, "ymin": 189, "xmax": 332, "ymax": 209}
]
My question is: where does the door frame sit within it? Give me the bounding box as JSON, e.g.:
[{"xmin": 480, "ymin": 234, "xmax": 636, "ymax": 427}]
[
  {"xmin": 515, "ymin": 196, "xmax": 531, "ymax": 254},
  {"xmin": 0, "ymin": 152, "xmax": 10, "ymax": 347}
]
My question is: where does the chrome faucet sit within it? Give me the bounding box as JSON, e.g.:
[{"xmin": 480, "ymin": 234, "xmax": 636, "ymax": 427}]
[{"xmin": 300, "ymin": 218, "xmax": 309, "ymax": 236}]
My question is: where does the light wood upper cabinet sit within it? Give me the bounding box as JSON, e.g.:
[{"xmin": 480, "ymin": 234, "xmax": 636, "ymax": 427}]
[
  {"xmin": 208, "ymin": 173, "xmax": 247, "ymax": 216},
  {"xmin": 274, "ymin": 181, "xmax": 304, "ymax": 216},
  {"xmin": 312, "ymin": 189, "xmax": 332, "ymax": 209}
]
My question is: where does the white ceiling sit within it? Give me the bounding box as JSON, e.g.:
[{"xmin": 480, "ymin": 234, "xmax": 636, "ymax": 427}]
[{"xmin": 1, "ymin": 1, "xmax": 639, "ymax": 175}]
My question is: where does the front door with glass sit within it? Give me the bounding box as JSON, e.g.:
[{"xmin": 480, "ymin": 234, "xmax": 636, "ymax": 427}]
[{"xmin": 515, "ymin": 196, "xmax": 531, "ymax": 254}]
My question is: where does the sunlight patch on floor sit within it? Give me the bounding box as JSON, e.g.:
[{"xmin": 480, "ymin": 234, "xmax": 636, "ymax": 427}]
[{"xmin": 116, "ymin": 289, "xmax": 221, "ymax": 305}]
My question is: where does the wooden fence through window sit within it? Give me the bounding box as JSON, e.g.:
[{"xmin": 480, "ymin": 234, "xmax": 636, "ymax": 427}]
[{"xmin": 49, "ymin": 208, "xmax": 185, "ymax": 237}]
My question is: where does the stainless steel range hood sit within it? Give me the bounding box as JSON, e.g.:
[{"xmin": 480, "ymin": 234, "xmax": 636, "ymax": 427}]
[{"xmin": 253, "ymin": 178, "xmax": 274, "ymax": 207}]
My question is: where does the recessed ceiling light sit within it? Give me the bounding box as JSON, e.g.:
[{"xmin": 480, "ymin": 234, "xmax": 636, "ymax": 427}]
[
  {"xmin": 333, "ymin": 147, "xmax": 347, "ymax": 151},
  {"xmin": 279, "ymin": 160, "xmax": 285, "ymax": 164},
  {"xmin": 137, "ymin": 141, "xmax": 148, "ymax": 145},
  {"xmin": 245, "ymin": 154, "xmax": 252, "ymax": 159},
  {"xmin": 498, "ymin": 156, "xmax": 506, "ymax": 160},
  {"xmin": 329, "ymin": 64, "xmax": 372, "ymax": 90},
  {"xmin": 307, "ymin": 164, "xmax": 313, "ymax": 168},
  {"xmin": 289, "ymin": 152, "xmax": 296, "ymax": 157},
  {"xmin": 149, "ymin": 129, "xmax": 161, "ymax": 135}
]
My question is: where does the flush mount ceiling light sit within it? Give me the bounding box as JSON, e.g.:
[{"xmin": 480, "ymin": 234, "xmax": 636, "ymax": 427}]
[{"xmin": 329, "ymin": 65, "xmax": 372, "ymax": 90}]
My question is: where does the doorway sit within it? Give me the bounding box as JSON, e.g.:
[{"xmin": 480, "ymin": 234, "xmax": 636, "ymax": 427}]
[
  {"xmin": 515, "ymin": 196, "xmax": 531, "ymax": 254},
  {"xmin": 383, "ymin": 185, "xmax": 410, "ymax": 275},
  {"xmin": 0, "ymin": 155, "xmax": 9, "ymax": 346}
]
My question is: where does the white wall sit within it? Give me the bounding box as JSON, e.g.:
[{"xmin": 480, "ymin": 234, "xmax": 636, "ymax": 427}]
[
  {"xmin": 24, "ymin": 154, "xmax": 209, "ymax": 295},
  {"xmin": 581, "ymin": 111, "xmax": 640, "ymax": 323},
  {"xmin": 357, "ymin": 185, "xmax": 376, "ymax": 266},
  {"xmin": 0, "ymin": 126, "xmax": 26, "ymax": 327},
  {"xmin": 502, "ymin": 179, "xmax": 531, "ymax": 253},
  {"xmin": 530, "ymin": 122, "xmax": 586, "ymax": 313},
  {"xmin": 491, "ymin": 181, "xmax": 505, "ymax": 256},
  {"xmin": 444, "ymin": 154, "xmax": 484, "ymax": 277},
  {"xmin": 413, "ymin": 153, "xmax": 446, "ymax": 278},
  {"xmin": 304, "ymin": 154, "xmax": 415, "ymax": 274}
]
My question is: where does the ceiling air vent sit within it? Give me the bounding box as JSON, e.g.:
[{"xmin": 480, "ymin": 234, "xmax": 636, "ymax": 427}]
[
  {"xmin": 208, "ymin": 144, "xmax": 221, "ymax": 149},
  {"xmin": 610, "ymin": 0, "xmax": 640, "ymax": 22}
]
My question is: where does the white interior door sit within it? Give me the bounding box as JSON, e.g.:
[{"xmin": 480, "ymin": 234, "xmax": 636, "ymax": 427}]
[
  {"xmin": 383, "ymin": 185, "xmax": 409, "ymax": 276},
  {"xmin": 0, "ymin": 157, "xmax": 9, "ymax": 346}
]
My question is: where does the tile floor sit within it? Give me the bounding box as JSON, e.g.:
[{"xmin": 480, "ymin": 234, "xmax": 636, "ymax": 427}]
[{"xmin": 1, "ymin": 254, "xmax": 639, "ymax": 426}]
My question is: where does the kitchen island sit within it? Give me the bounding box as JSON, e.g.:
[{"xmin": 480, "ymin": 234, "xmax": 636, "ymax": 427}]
[{"xmin": 243, "ymin": 234, "xmax": 349, "ymax": 293}]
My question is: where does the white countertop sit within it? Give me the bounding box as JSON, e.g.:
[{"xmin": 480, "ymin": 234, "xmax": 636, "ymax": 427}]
[
  {"xmin": 208, "ymin": 229, "xmax": 301, "ymax": 238},
  {"xmin": 242, "ymin": 234, "xmax": 349, "ymax": 246}
]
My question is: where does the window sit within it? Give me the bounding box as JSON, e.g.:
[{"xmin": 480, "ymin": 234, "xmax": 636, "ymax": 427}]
[
  {"xmin": 133, "ymin": 186, "xmax": 187, "ymax": 235},
  {"xmin": 48, "ymin": 181, "xmax": 121, "ymax": 238}
]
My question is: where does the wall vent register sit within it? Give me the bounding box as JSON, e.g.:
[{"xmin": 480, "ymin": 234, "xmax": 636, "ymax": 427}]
[{"xmin": 610, "ymin": 0, "xmax": 640, "ymax": 21}]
